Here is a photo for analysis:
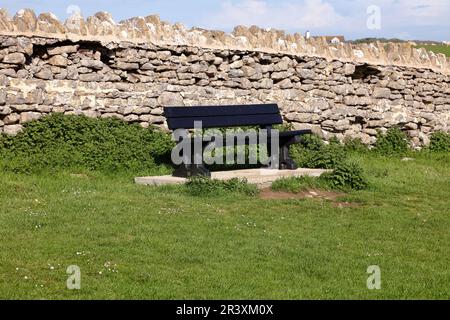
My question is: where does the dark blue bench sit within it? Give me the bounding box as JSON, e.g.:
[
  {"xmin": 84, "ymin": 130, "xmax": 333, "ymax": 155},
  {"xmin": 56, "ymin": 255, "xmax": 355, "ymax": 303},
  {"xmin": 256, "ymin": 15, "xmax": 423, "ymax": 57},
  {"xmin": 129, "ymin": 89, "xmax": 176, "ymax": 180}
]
[{"xmin": 164, "ymin": 104, "xmax": 311, "ymax": 177}]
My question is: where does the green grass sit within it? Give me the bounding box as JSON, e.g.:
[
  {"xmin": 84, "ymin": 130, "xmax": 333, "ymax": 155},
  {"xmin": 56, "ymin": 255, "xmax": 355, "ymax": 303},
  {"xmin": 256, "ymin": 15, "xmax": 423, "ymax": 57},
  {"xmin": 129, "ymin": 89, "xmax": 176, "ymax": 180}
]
[
  {"xmin": 416, "ymin": 44, "xmax": 450, "ymax": 57},
  {"xmin": 0, "ymin": 152, "xmax": 449, "ymax": 299}
]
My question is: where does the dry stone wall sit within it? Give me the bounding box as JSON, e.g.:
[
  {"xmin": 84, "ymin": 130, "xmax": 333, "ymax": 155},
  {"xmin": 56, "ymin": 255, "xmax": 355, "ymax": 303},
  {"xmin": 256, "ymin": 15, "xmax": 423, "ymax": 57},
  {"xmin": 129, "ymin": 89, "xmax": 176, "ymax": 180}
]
[
  {"xmin": 0, "ymin": 9, "xmax": 449, "ymax": 146},
  {"xmin": 1, "ymin": 9, "xmax": 449, "ymax": 74}
]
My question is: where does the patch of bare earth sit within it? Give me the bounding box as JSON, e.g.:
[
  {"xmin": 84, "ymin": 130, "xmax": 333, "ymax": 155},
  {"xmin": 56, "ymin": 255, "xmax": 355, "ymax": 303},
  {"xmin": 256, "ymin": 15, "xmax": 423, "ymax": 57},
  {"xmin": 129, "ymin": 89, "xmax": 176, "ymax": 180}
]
[{"xmin": 260, "ymin": 189, "xmax": 360, "ymax": 208}]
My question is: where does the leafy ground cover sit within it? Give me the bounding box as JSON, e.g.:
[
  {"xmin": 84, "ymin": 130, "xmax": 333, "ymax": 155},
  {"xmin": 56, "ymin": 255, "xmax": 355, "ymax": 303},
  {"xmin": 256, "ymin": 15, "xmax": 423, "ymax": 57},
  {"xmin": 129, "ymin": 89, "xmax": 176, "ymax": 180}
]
[{"xmin": 0, "ymin": 115, "xmax": 449, "ymax": 299}]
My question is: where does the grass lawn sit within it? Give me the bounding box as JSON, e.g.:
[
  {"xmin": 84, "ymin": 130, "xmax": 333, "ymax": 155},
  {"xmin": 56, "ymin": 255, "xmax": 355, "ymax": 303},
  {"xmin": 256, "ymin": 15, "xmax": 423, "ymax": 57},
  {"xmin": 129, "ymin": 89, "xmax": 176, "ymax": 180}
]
[
  {"xmin": 0, "ymin": 152, "xmax": 449, "ymax": 299},
  {"xmin": 416, "ymin": 44, "xmax": 450, "ymax": 57}
]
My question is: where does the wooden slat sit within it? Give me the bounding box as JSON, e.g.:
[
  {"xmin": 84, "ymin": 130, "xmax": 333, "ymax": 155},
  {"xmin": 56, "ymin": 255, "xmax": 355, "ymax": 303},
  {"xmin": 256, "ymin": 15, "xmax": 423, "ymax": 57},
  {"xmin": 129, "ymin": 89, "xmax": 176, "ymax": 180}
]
[
  {"xmin": 279, "ymin": 129, "xmax": 312, "ymax": 137},
  {"xmin": 164, "ymin": 104, "xmax": 279, "ymax": 118},
  {"xmin": 166, "ymin": 113, "xmax": 283, "ymax": 130}
]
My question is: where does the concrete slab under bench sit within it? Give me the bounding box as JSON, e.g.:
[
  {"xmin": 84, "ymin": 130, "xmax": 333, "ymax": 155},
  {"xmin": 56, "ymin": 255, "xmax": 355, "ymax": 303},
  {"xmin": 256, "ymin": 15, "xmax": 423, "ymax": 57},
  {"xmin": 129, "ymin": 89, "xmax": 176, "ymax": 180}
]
[{"xmin": 135, "ymin": 168, "xmax": 330, "ymax": 189}]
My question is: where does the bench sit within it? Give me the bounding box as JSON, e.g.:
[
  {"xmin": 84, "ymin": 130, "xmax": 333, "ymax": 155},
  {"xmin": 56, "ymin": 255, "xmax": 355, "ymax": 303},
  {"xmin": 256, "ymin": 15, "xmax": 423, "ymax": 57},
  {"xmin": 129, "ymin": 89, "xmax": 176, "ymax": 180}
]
[{"xmin": 163, "ymin": 103, "xmax": 312, "ymax": 178}]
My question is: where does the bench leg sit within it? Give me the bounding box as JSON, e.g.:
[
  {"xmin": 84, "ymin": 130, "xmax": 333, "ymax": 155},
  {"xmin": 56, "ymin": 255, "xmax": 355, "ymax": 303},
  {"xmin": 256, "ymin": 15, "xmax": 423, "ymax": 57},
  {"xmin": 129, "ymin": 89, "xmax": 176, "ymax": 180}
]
[
  {"xmin": 263, "ymin": 139, "xmax": 297, "ymax": 170},
  {"xmin": 278, "ymin": 136, "xmax": 302, "ymax": 170},
  {"xmin": 172, "ymin": 139, "xmax": 211, "ymax": 178},
  {"xmin": 173, "ymin": 164, "xmax": 211, "ymax": 178},
  {"xmin": 279, "ymin": 143, "xmax": 298, "ymax": 170}
]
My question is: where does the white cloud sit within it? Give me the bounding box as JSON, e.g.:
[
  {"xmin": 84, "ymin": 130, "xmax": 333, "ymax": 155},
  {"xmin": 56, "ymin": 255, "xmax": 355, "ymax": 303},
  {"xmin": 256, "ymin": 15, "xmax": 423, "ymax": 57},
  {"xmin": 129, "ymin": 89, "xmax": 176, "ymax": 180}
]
[
  {"xmin": 361, "ymin": 0, "xmax": 450, "ymax": 27},
  {"xmin": 204, "ymin": 0, "xmax": 347, "ymax": 31}
]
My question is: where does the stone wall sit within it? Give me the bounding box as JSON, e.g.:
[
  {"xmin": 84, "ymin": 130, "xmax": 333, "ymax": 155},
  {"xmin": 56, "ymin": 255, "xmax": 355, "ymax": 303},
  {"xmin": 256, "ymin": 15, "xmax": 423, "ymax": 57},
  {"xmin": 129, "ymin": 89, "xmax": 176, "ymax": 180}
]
[
  {"xmin": 0, "ymin": 9, "xmax": 449, "ymax": 146},
  {"xmin": 1, "ymin": 9, "xmax": 449, "ymax": 74}
]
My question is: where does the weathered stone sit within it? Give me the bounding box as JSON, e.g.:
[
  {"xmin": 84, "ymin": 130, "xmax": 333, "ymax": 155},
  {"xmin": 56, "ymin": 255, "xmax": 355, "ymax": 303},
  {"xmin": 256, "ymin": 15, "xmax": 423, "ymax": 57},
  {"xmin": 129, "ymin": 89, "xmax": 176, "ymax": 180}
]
[
  {"xmin": 20, "ymin": 112, "xmax": 42, "ymax": 123},
  {"xmin": 261, "ymin": 65, "xmax": 273, "ymax": 73},
  {"xmin": 206, "ymin": 65, "xmax": 217, "ymax": 77},
  {"xmin": 343, "ymin": 96, "xmax": 361, "ymax": 106},
  {"xmin": 190, "ymin": 63, "xmax": 209, "ymax": 73},
  {"xmin": 64, "ymin": 11, "xmax": 88, "ymax": 35},
  {"xmin": 0, "ymin": 69, "xmax": 17, "ymax": 77},
  {"xmin": 48, "ymin": 55, "xmax": 68, "ymax": 67},
  {"xmin": 343, "ymin": 63, "xmax": 356, "ymax": 75},
  {"xmin": 13, "ymin": 9, "xmax": 37, "ymax": 32},
  {"xmin": 178, "ymin": 73, "xmax": 193, "ymax": 80},
  {"xmin": 3, "ymin": 124, "xmax": 23, "ymax": 135},
  {"xmin": 331, "ymin": 84, "xmax": 354, "ymax": 95},
  {"xmin": 0, "ymin": 9, "xmax": 14, "ymax": 31},
  {"xmin": 308, "ymin": 98, "xmax": 330, "ymax": 111},
  {"xmin": 0, "ymin": 74, "xmax": 9, "ymax": 86},
  {"xmin": 82, "ymin": 110, "xmax": 98, "ymax": 118},
  {"xmin": 36, "ymin": 105, "xmax": 52, "ymax": 113},
  {"xmin": 67, "ymin": 66, "xmax": 79, "ymax": 80},
  {"xmin": 229, "ymin": 60, "xmax": 243, "ymax": 69},
  {"xmin": 6, "ymin": 92, "xmax": 26, "ymax": 105},
  {"xmin": 277, "ymin": 79, "xmax": 293, "ymax": 89},
  {"xmin": 86, "ymin": 11, "xmax": 116, "ymax": 36},
  {"xmin": 257, "ymin": 78, "xmax": 273, "ymax": 89},
  {"xmin": 48, "ymin": 45, "xmax": 79, "ymax": 56},
  {"xmin": 387, "ymin": 80, "xmax": 406, "ymax": 90},
  {"xmin": 81, "ymin": 59, "xmax": 104, "ymax": 69},
  {"xmin": 213, "ymin": 57, "xmax": 223, "ymax": 65},
  {"xmin": 124, "ymin": 114, "xmax": 139, "ymax": 122},
  {"xmin": 335, "ymin": 119, "xmax": 350, "ymax": 131},
  {"xmin": 312, "ymin": 89, "xmax": 336, "ymax": 99},
  {"xmin": 3, "ymin": 52, "xmax": 26, "ymax": 65},
  {"xmin": 271, "ymin": 71, "xmax": 289, "ymax": 80},
  {"xmin": 3, "ymin": 113, "xmax": 20, "ymax": 125},
  {"xmin": 274, "ymin": 60, "xmax": 289, "ymax": 72},
  {"xmin": 17, "ymin": 37, "xmax": 33, "ymax": 55},
  {"xmin": 405, "ymin": 122, "xmax": 418, "ymax": 130},
  {"xmin": 77, "ymin": 67, "xmax": 92, "ymax": 74},
  {"xmin": 132, "ymin": 107, "xmax": 151, "ymax": 115},
  {"xmin": 293, "ymin": 113, "xmax": 314, "ymax": 122},
  {"xmin": 241, "ymin": 66, "xmax": 256, "ymax": 77},
  {"xmin": 25, "ymin": 89, "xmax": 43, "ymax": 104},
  {"xmin": 16, "ymin": 69, "xmax": 29, "ymax": 79},
  {"xmin": 355, "ymin": 88, "xmax": 369, "ymax": 96},
  {"xmin": 116, "ymin": 61, "xmax": 139, "ymax": 70},
  {"xmin": 34, "ymin": 69, "xmax": 53, "ymax": 80},
  {"xmin": 150, "ymin": 107, "xmax": 164, "ymax": 115},
  {"xmin": 373, "ymin": 87, "xmax": 391, "ymax": 99},
  {"xmin": 36, "ymin": 13, "xmax": 65, "ymax": 33},
  {"xmin": 0, "ymin": 91, "xmax": 6, "ymax": 106},
  {"xmin": 157, "ymin": 92, "xmax": 183, "ymax": 106},
  {"xmin": 79, "ymin": 73, "xmax": 103, "ymax": 82},
  {"xmin": 363, "ymin": 128, "xmax": 378, "ymax": 136},
  {"xmin": 297, "ymin": 68, "xmax": 315, "ymax": 79},
  {"xmin": 139, "ymin": 114, "xmax": 165, "ymax": 123},
  {"xmin": 229, "ymin": 69, "xmax": 244, "ymax": 78},
  {"xmin": 141, "ymin": 62, "xmax": 155, "ymax": 70},
  {"xmin": 239, "ymin": 78, "xmax": 252, "ymax": 89},
  {"xmin": 157, "ymin": 51, "xmax": 171, "ymax": 60}
]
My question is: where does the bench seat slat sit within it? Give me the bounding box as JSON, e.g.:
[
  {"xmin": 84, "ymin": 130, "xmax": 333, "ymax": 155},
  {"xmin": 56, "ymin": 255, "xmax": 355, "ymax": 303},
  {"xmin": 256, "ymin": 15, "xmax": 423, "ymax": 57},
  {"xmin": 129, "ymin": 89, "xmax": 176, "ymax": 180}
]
[
  {"xmin": 164, "ymin": 104, "xmax": 279, "ymax": 118},
  {"xmin": 279, "ymin": 129, "xmax": 312, "ymax": 137},
  {"xmin": 167, "ymin": 113, "xmax": 283, "ymax": 130}
]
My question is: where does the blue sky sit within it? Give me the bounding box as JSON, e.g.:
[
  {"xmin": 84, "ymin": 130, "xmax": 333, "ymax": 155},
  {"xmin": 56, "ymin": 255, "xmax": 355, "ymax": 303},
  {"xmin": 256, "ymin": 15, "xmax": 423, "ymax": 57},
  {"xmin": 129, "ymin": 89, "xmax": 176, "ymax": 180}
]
[{"xmin": 1, "ymin": 0, "xmax": 449, "ymax": 41}]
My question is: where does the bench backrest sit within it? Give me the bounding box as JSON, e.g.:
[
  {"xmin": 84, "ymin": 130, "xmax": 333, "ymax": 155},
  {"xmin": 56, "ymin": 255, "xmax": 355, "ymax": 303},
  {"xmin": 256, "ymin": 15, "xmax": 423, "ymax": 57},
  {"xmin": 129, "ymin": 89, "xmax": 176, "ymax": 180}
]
[{"xmin": 164, "ymin": 104, "xmax": 283, "ymax": 130}]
